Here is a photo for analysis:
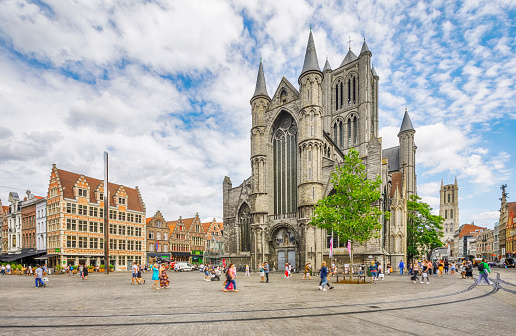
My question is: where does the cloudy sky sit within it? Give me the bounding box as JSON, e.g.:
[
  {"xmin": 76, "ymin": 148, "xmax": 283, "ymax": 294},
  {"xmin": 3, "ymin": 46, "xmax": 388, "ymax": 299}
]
[{"xmin": 0, "ymin": 0, "xmax": 515, "ymax": 228}]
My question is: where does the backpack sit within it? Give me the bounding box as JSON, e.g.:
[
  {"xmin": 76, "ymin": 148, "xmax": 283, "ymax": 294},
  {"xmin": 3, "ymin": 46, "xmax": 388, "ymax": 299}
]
[{"xmin": 478, "ymin": 262, "xmax": 484, "ymax": 272}]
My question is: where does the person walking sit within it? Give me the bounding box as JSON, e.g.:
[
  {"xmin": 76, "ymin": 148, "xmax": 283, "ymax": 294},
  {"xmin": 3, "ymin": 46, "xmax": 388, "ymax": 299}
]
[
  {"xmin": 83, "ymin": 264, "xmax": 88, "ymax": 280},
  {"xmin": 1, "ymin": 264, "xmax": 5, "ymax": 276},
  {"xmin": 259, "ymin": 263, "xmax": 265, "ymax": 283},
  {"xmin": 412, "ymin": 262, "xmax": 420, "ymax": 283},
  {"xmin": 160, "ymin": 263, "xmax": 170, "ymax": 288},
  {"xmin": 319, "ymin": 261, "xmax": 333, "ymax": 290},
  {"xmin": 34, "ymin": 265, "xmax": 46, "ymax": 288},
  {"xmin": 438, "ymin": 260, "xmax": 444, "ymax": 277},
  {"xmin": 444, "ymin": 259, "xmax": 449, "ymax": 275},
  {"xmin": 477, "ymin": 258, "xmax": 492, "ymax": 285},
  {"xmin": 264, "ymin": 262, "xmax": 269, "ymax": 283},
  {"xmin": 398, "ymin": 260, "xmax": 405, "ymax": 276},
  {"xmin": 284, "ymin": 263, "xmax": 289, "ymax": 279},
  {"xmin": 137, "ymin": 264, "xmax": 145, "ymax": 284},
  {"xmin": 245, "ymin": 264, "xmax": 250, "ymax": 277},
  {"xmin": 150, "ymin": 263, "xmax": 160, "ymax": 290},
  {"xmin": 223, "ymin": 263, "xmax": 238, "ymax": 292},
  {"xmin": 451, "ymin": 262, "xmax": 456, "ymax": 275},
  {"xmin": 303, "ymin": 262, "xmax": 312, "ymax": 280},
  {"xmin": 131, "ymin": 262, "xmax": 140, "ymax": 285},
  {"xmin": 369, "ymin": 261, "xmax": 378, "ymax": 284},
  {"xmin": 421, "ymin": 260, "xmax": 430, "ymax": 284}
]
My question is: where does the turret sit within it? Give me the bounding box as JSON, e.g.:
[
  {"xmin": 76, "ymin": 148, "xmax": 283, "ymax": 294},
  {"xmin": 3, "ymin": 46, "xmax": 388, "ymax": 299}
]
[
  {"xmin": 398, "ymin": 108, "xmax": 416, "ymax": 196},
  {"xmin": 298, "ymin": 30, "xmax": 324, "ymax": 214}
]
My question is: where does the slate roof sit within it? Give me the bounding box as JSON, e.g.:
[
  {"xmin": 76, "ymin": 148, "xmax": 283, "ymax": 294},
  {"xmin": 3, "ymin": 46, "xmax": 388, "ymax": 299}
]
[
  {"xmin": 300, "ymin": 30, "xmax": 320, "ymax": 75},
  {"xmin": 340, "ymin": 49, "xmax": 357, "ymax": 67},
  {"xmin": 372, "ymin": 66, "xmax": 378, "ymax": 78},
  {"xmin": 323, "ymin": 58, "xmax": 331, "ymax": 71},
  {"xmin": 360, "ymin": 39, "xmax": 370, "ymax": 54},
  {"xmin": 399, "ymin": 110, "xmax": 415, "ymax": 133},
  {"xmin": 253, "ymin": 60, "xmax": 269, "ymax": 98},
  {"xmin": 56, "ymin": 168, "xmax": 144, "ymax": 212},
  {"xmin": 382, "ymin": 146, "xmax": 400, "ymax": 172}
]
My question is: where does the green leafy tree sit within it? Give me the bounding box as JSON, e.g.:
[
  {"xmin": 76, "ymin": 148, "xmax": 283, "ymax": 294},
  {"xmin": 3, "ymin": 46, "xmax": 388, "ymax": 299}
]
[
  {"xmin": 407, "ymin": 194, "xmax": 444, "ymax": 261},
  {"xmin": 309, "ymin": 149, "xmax": 390, "ymax": 268}
]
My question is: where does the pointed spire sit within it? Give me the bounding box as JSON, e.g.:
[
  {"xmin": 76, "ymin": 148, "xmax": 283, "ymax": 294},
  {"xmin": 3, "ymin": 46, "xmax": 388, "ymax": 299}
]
[
  {"xmin": 454, "ymin": 176, "xmax": 458, "ymax": 185},
  {"xmin": 340, "ymin": 49, "xmax": 357, "ymax": 67},
  {"xmin": 399, "ymin": 107, "xmax": 415, "ymax": 134},
  {"xmin": 300, "ymin": 29, "xmax": 320, "ymax": 76},
  {"xmin": 441, "ymin": 179, "xmax": 444, "ymax": 187},
  {"xmin": 252, "ymin": 59, "xmax": 269, "ymax": 99},
  {"xmin": 323, "ymin": 57, "xmax": 331, "ymax": 71},
  {"xmin": 360, "ymin": 38, "xmax": 370, "ymax": 55},
  {"xmin": 371, "ymin": 65, "xmax": 379, "ymax": 78}
]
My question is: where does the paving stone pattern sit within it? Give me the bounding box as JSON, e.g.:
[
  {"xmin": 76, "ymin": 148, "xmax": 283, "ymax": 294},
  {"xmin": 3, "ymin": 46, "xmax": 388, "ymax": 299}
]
[{"xmin": 0, "ymin": 268, "xmax": 515, "ymax": 335}]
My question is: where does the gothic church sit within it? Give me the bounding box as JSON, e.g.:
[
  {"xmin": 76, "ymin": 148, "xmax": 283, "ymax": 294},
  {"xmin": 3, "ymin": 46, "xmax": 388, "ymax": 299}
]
[{"xmin": 223, "ymin": 31, "xmax": 417, "ymax": 271}]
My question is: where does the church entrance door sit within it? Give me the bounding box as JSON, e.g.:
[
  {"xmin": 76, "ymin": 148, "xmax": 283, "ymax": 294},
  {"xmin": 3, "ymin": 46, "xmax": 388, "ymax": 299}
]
[
  {"xmin": 287, "ymin": 250, "xmax": 295, "ymax": 269},
  {"xmin": 277, "ymin": 251, "xmax": 285, "ymax": 270}
]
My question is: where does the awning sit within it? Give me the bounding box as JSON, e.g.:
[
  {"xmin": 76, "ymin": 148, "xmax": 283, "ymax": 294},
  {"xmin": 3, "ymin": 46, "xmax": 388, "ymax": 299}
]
[
  {"xmin": 1, "ymin": 250, "xmax": 45, "ymax": 262},
  {"xmin": 147, "ymin": 253, "xmax": 171, "ymax": 258},
  {"xmin": 171, "ymin": 252, "xmax": 191, "ymax": 257},
  {"xmin": 34, "ymin": 254, "xmax": 59, "ymax": 260}
]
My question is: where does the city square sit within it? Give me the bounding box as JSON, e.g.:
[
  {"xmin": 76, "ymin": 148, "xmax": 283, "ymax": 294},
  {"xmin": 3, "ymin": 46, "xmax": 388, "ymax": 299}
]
[
  {"xmin": 1, "ymin": 1, "xmax": 516, "ymax": 335},
  {"xmin": 1, "ymin": 268, "xmax": 515, "ymax": 335}
]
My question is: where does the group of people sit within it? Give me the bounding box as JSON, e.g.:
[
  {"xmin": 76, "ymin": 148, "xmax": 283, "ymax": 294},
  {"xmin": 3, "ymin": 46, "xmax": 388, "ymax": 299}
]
[
  {"xmin": 202, "ymin": 264, "xmax": 222, "ymax": 281},
  {"xmin": 149, "ymin": 262, "xmax": 169, "ymax": 290},
  {"xmin": 66, "ymin": 264, "xmax": 89, "ymax": 280},
  {"xmin": 284, "ymin": 263, "xmax": 293, "ymax": 278},
  {"xmin": 258, "ymin": 262, "xmax": 270, "ymax": 282}
]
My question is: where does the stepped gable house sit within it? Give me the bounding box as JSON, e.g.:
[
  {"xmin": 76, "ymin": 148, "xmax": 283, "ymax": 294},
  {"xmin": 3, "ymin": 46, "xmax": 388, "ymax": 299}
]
[
  {"xmin": 45, "ymin": 165, "xmax": 146, "ymax": 270},
  {"xmin": 223, "ymin": 31, "xmax": 417, "ymax": 271}
]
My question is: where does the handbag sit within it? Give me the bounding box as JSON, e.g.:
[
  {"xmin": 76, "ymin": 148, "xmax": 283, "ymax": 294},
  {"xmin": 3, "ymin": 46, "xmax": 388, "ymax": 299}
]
[
  {"xmin": 42, "ymin": 277, "xmax": 49, "ymax": 282},
  {"xmin": 225, "ymin": 272, "xmax": 232, "ymax": 281}
]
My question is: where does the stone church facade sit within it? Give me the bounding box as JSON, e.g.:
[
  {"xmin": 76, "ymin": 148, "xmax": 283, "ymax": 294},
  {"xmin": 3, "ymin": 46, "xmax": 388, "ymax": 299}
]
[{"xmin": 223, "ymin": 31, "xmax": 417, "ymax": 271}]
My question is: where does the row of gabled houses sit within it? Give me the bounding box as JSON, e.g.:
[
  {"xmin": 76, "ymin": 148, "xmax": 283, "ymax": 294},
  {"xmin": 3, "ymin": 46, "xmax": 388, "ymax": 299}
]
[{"xmin": 0, "ymin": 164, "xmax": 223, "ymax": 271}]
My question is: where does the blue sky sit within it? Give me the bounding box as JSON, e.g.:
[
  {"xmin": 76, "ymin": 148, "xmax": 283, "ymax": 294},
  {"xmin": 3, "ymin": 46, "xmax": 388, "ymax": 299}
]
[{"xmin": 0, "ymin": 0, "xmax": 515, "ymax": 227}]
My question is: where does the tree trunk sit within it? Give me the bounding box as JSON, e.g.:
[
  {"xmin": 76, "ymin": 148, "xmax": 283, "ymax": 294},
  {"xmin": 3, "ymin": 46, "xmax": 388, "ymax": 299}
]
[{"xmin": 350, "ymin": 242, "xmax": 354, "ymax": 274}]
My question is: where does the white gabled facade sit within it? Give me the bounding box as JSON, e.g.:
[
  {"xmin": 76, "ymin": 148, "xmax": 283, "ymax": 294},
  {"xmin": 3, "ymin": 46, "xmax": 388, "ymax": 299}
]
[
  {"xmin": 36, "ymin": 198, "xmax": 47, "ymax": 251},
  {"xmin": 7, "ymin": 192, "xmax": 22, "ymax": 253}
]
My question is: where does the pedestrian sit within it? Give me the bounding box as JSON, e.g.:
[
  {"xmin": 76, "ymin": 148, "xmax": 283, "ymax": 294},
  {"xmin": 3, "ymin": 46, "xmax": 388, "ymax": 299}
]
[
  {"xmin": 6, "ymin": 264, "xmax": 11, "ymax": 275},
  {"xmin": 159, "ymin": 263, "xmax": 170, "ymax": 288},
  {"xmin": 223, "ymin": 263, "xmax": 238, "ymax": 292},
  {"xmin": 34, "ymin": 265, "xmax": 46, "ymax": 288},
  {"xmin": 264, "ymin": 261, "xmax": 269, "ymax": 283},
  {"xmin": 303, "ymin": 262, "xmax": 312, "ymax": 280},
  {"xmin": 408, "ymin": 262, "xmax": 413, "ymax": 276},
  {"xmin": 433, "ymin": 260, "xmax": 438, "ymax": 275},
  {"xmin": 421, "ymin": 260, "xmax": 430, "ymax": 284},
  {"xmin": 412, "ymin": 262, "xmax": 420, "ymax": 283},
  {"xmin": 451, "ymin": 262, "xmax": 456, "ymax": 275},
  {"xmin": 79, "ymin": 264, "xmax": 83, "ymax": 278},
  {"xmin": 83, "ymin": 264, "xmax": 88, "ymax": 280},
  {"xmin": 331, "ymin": 261, "xmax": 336, "ymax": 277},
  {"xmin": 444, "ymin": 259, "xmax": 449, "ymax": 275},
  {"xmin": 378, "ymin": 263, "xmax": 383, "ymax": 280},
  {"xmin": 131, "ymin": 262, "xmax": 140, "ymax": 285},
  {"xmin": 245, "ymin": 264, "xmax": 250, "ymax": 277},
  {"xmin": 465, "ymin": 261, "xmax": 473, "ymax": 279},
  {"xmin": 137, "ymin": 264, "xmax": 145, "ymax": 284},
  {"xmin": 477, "ymin": 258, "xmax": 491, "ymax": 285},
  {"xmin": 438, "ymin": 260, "xmax": 444, "ymax": 277},
  {"xmin": 284, "ymin": 263, "xmax": 289, "ymax": 279},
  {"xmin": 398, "ymin": 260, "xmax": 405, "ymax": 275},
  {"xmin": 1, "ymin": 264, "xmax": 5, "ymax": 276},
  {"xmin": 259, "ymin": 263, "xmax": 265, "ymax": 282},
  {"xmin": 150, "ymin": 263, "xmax": 160, "ymax": 290},
  {"xmin": 204, "ymin": 265, "xmax": 211, "ymax": 281},
  {"xmin": 319, "ymin": 261, "xmax": 333, "ymax": 290},
  {"xmin": 386, "ymin": 262, "xmax": 391, "ymax": 275},
  {"xmin": 369, "ymin": 261, "xmax": 378, "ymax": 284}
]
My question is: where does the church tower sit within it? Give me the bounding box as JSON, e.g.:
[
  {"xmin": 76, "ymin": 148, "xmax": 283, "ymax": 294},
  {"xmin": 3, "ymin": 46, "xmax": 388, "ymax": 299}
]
[
  {"xmin": 297, "ymin": 30, "xmax": 324, "ymax": 219},
  {"xmin": 439, "ymin": 178, "xmax": 459, "ymax": 244},
  {"xmin": 398, "ymin": 108, "xmax": 417, "ymax": 196}
]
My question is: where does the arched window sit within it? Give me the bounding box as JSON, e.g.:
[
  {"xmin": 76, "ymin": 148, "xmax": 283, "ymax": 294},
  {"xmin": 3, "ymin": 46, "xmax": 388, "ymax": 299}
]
[
  {"xmin": 273, "ymin": 111, "xmax": 297, "ymax": 214},
  {"xmin": 450, "ymin": 210, "xmax": 453, "ymax": 219},
  {"xmin": 339, "ymin": 121, "xmax": 343, "ymax": 148},
  {"xmin": 280, "ymin": 90, "xmax": 287, "ymax": 104},
  {"xmin": 448, "ymin": 193, "xmax": 450, "ymax": 203},
  {"xmin": 353, "ymin": 77, "xmax": 356, "ymax": 104},
  {"xmin": 340, "ymin": 82, "xmax": 343, "ymax": 108},
  {"xmin": 353, "ymin": 116, "xmax": 358, "ymax": 145},
  {"xmin": 239, "ymin": 203, "xmax": 251, "ymax": 252},
  {"xmin": 335, "ymin": 85, "xmax": 338, "ymax": 110},
  {"xmin": 347, "ymin": 120, "xmax": 352, "ymax": 146},
  {"xmin": 156, "ymin": 232, "xmax": 161, "ymax": 240},
  {"xmin": 348, "ymin": 79, "xmax": 351, "ymax": 104},
  {"xmin": 333, "ymin": 123, "xmax": 337, "ymax": 143},
  {"xmin": 445, "ymin": 210, "xmax": 448, "ymax": 219}
]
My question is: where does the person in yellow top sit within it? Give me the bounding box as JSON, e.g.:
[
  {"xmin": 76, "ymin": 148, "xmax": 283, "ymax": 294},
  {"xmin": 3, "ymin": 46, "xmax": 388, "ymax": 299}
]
[{"xmin": 303, "ymin": 262, "xmax": 312, "ymax": 280}]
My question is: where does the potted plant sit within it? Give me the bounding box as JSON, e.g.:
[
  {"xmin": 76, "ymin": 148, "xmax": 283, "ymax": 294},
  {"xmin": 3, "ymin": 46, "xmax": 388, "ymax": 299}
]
[{"xmin": 99, "ymin": 264, "xmax": 105, "ymax": 272}]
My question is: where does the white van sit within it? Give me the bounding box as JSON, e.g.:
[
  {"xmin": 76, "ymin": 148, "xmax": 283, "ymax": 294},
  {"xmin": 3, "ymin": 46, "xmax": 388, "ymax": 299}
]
[{"xmin": 174, "ymin": 262, "xmax": 194, "ymax": 272}]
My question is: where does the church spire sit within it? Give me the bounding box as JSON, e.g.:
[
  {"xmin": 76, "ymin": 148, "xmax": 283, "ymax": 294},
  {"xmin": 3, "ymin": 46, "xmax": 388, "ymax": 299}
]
[
  {"xmin": 323, "ymin": 57, "xmax": 331, "ymax": 71},
  {"xmin": 252, "ymin": 59, "xmax": 269, "ymax": 99},
  {"xmin": 360, "ymin": 38, "xmax": 371, "ymax": 55},
  {"xmin": 399, "ymin": 107, "xmax": 415, "ymax": 134},
  {"xmin": 300, "ymin": 29, "xmax": 320, "ymax": 76}
]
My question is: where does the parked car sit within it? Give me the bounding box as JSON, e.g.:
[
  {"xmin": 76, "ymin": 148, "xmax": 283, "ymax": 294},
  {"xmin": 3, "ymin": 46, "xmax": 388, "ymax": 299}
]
[
  {"xmin": 497, "ymin": 258, "xmax": 515, "ymax": 268},
  {"xmin": 174, "ymin": 262, "xmax": 194, "ymax": 272}
]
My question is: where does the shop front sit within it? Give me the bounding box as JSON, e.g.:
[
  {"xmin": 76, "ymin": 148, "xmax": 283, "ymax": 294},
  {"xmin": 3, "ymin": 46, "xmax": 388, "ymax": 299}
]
[
  {"xmin": 147, "ymin": 252, "xmax": 171, "ymax": 264},
  {"xmin": 171, "ymin": 251, "xmax": 191, "ymax": 262},
  {"xmin": 191, "ymin": 250, "xmax": 204, "ymax": 265}
]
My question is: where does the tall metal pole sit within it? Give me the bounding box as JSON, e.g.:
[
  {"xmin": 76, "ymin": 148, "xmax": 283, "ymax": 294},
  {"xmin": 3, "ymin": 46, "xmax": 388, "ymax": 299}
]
[{"xmin": 104, "ymin": 152, "xmax": 109, "ymax": 274}]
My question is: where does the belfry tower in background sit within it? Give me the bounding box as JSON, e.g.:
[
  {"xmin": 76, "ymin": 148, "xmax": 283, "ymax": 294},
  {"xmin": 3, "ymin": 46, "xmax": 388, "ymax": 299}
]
[{"xmin": 439, "ymin": 178, "xmax": 460, "ymax": 245}]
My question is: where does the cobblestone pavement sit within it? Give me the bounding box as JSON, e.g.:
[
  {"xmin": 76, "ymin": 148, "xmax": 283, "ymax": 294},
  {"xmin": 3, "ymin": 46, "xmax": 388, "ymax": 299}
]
[{"xmin": 1, "ymin": 268, "xmax": 515, "ymax": 336}]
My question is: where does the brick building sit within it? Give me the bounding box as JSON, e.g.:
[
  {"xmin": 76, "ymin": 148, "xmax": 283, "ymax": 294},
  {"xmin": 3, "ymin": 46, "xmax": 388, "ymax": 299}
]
[
  {"xmin": 168, "ymin": 217, "xmax": 191, "ymax": 262},
  {"xmin": 0, "ymin": 199, "xmax": 7, "ymax": 254},
  {"xmin": 146, "ymin": 210, "xmax": 170, "ymax": 263},
  {"xmin": 203, "ymin": 219, "xmax": 224, "ymax": 265},
  {"xmin": 45, "ymin": 165, "xmax": 146, "ymax": 270},
  {"xmin": 21, "ymin": 191, "xmax": 39, "ymax": 250}
]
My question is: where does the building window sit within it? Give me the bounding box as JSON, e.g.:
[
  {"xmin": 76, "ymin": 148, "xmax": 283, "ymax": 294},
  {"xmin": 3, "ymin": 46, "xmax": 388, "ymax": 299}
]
[
  {"xmin": 78, "ymin": 220, "xmax": 87, "ymax": 231},
  {"xmin": 340, "ymin": 82, "xmax": 343, "ymax": 108},
  {"xmin": 157, "ymin": 232, "xmax": 161, "ymax": 240},
  {"xmin": 239, "ymin": 203, "xmax": 251, "ymax": 252},
  {"xmin": 66, "ymin": 203, "xmax": 76, "ymax": 214},
  {"xmin": 89, "ymin": 207, "xmax": 98, "ymax": 217},
  {"xmin": 149, "ymin": 231, "xmax": 154, "ymax": 239},
  {"xmin": 272, "ymin": 111, "xmax": 297, "ymax": 215},
  {"xmin": 78, "ymin": 205, "xmax": 87, "ymax": 215},
  {"xmin": 66, "ymin": 219, "xmax": 77, "ymax": 231},
  {"xmin": 339, "ymin": 121, "xmax": 343, "ymax": 148},
  {"xmin": 353, "ymin": 116, "xmax": 358, "ymax": 145},
  {"xmin": 448, "ymin": 193, "xmax": 450, "ymax": 203},
  {"xmin": 67, "ymin": 236, "xmax": 77, "ymax": 248},
  {"xmin": 78, "ymin": 188, "xmax": 87, "ymax": 197},
  {"xmin": 118, "ymin": 197, "xmax": 126, "ymax": 205},
  {"xmin": 445, "ymin": 210, "xmax": 448, "ymax": 219},
  {"xmin": 450, "ymin": 210, "xmax": 453, "ymax": 219}
]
